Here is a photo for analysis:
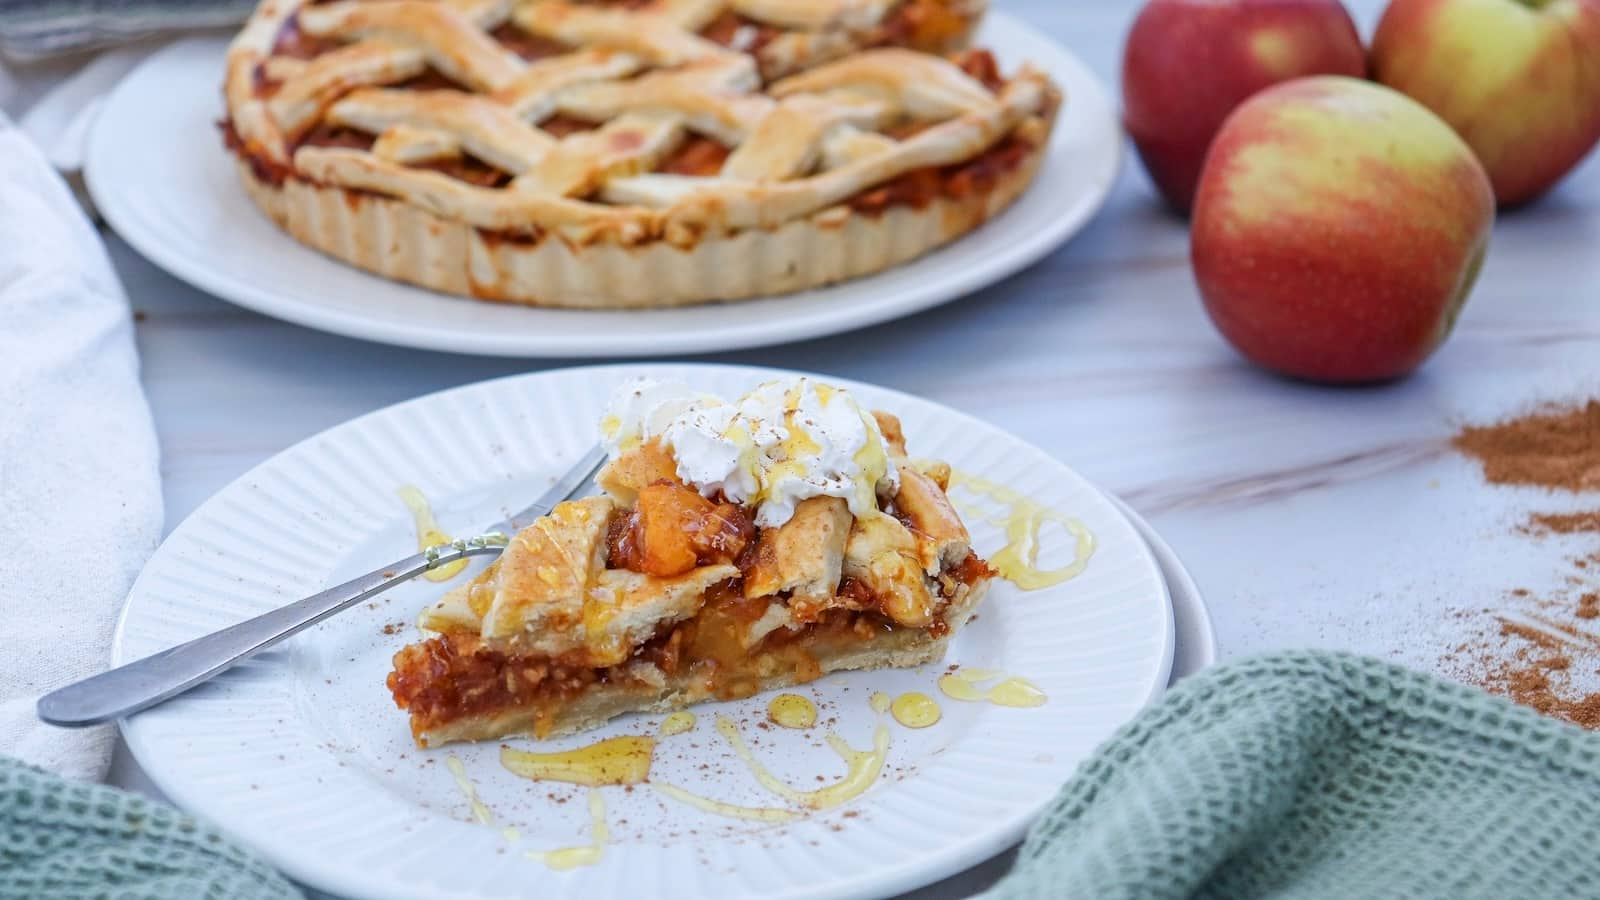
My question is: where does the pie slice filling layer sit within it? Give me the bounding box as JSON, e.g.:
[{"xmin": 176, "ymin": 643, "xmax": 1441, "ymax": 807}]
[{"xmin": 387, "ymin": 377, "xmax": 994, "ymax": 746}]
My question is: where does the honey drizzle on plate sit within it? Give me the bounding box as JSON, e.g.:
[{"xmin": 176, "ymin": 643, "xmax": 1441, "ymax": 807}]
[
  {"xmin": 445, "ymin": 754, "xmax": 497, "ymax": 826},
  {"xmin": 500, "ymin": 735, "xmax": 656, "ymax": 787},
  {"xmin": 767, "ymin": 693, "xmax": 818, "ymax": 729},
  {"xmin": 444, "ymin": 755, "xmax": 521, "ymax": 843},
  {"xmin": 714, "ymin": 714, "xmax": 889, "ymax": 811},
  {"xmin": 397, "ymin": 486, "xmax": 468, "ymax": 582},
  {"xmin": 659, "ymin": 711, "xmax": 696, "ymax": 737},
  {"xmin": 654, "ymin": 706, "xmax": 892, "ymax": 822},
  {"xmin": 946, "ymin": 470, "xmax": 1096, "ymax": 590},
  {"xmin": 889, "ymin": 692, "xmax": 941, "ymax": 728},
  {"xmin": 650, "ymin": 784, "xmax": 801, "ymax": 823},
  {"xmin": 526, "ymin": 790, "xmax": 608, "ymax": 870},
  {"xmin": 463, "ymin": 693, "xmax": 925, "ymax": 848},
  {"xmin": 937, "ymin": 668, "xmax": 1048, "ymax": 708}
]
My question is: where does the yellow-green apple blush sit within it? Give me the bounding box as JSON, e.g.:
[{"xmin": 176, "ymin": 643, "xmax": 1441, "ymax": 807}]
[{"xmin": 1373, "ymin": 0, "xmax": 1600, "ymax": 205}]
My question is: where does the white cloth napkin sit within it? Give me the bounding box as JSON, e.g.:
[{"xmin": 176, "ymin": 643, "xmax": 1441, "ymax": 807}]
[{"xmin": 0, "ymin": 114, "xmax": 162, "ymax": 781}]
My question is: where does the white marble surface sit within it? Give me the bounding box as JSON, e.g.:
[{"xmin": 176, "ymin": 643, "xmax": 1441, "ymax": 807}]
[{"xmin": 12, "ymin": 0, "xmax": 1600, "ymax": 894}]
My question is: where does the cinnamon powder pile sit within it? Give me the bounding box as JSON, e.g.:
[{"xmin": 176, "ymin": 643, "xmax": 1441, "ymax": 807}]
[
  {"xmin": 1452, "ymin": 400, "xmax": 1600, "ymax": 491},
  {"xmin": 1443, "ymin": 402, "xmax": 1600, "ymax": 729}
]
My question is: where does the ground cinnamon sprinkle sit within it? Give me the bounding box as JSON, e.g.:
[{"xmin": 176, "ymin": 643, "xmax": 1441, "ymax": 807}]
[
  {"xmin": 1451, "ymin": 400, "xmax": 1600, "ymax": 491},
  {"xmin": 1524, "ymin": 511, "xmax": 1600, "ymax": 535},
  {"xmin": 1486, "ymin": 650, "xmax": 1600, "ymax": 726},
  {"xmin": 1443, "ymin": 402, "xmax": 1600, "ymax": 729},
  {"xmin": 1580, "ymin": 594, "xmax": 1599, "ymax": 621},
  {"xmin": 1497, "ymin": 619, "xmax": 1568, "ymax": 652},
  {"xmin": 1443, "ymin": 606, "xmax": 1600, "ymax": 730}
]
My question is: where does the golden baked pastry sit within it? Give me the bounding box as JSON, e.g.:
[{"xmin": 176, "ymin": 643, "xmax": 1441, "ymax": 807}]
[
  {"xmin": 221, "ymin": 0, "xmax": 1061, "ymax": 308},
  {"xmin": 387, "ymin": 378, "xmax": 993, "ymax": 746}
]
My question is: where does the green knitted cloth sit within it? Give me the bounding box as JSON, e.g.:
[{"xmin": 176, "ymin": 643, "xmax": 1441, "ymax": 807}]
[
  {"xmin": 0, "ymin": 757, "xmax": 298, "ymax": 899},
  {"xmin": 991, "ymin": 651, "xmax": 1600, "ymax": 900}
]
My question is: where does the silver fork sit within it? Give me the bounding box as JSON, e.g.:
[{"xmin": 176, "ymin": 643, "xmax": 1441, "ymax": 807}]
[{"xmin": 37, "ymin": 445, "xmax": 609, "ymax": 728}]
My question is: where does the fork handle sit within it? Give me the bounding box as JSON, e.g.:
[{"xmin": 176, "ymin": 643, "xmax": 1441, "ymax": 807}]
[{"xmin": 36, "ymin": 535, "xmax": 509, "ymax": 728}]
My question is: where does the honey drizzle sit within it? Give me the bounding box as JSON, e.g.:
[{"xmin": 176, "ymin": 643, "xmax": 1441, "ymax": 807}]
[
  {"xmin": 444, "ymin": 755, "xmax": 521, "ymax": 843},
  {"xmin": 767, "ymin": 693, "xmax": 818, "ymax": 729},
  {"xmin": 526, "ymin": 790, "xmax": 608, "ymax": 870},
  {"xmin": 988, "ymin": 678, "xmax": 1047, "ymax": 707},
  {"xmin": 889, "ymin": 692, "xmax": 941, "ymax": 728},
  {"xmin": 650, "ymin": 784, "xmax": 801, "ymax": 823},
  {"xmin": 937, "ymin": 668, "xmax": 1048, "ymax": 708},
  {"xmin": 947, "ymin": 471, "xmax": 1095, "ymax": 589},
  {"xmin": 655, "ymin": 709, "xmax": 892, "ymax": 823},
  {"xmin": 500, "ymin": 735, "xmax": 656, "ymax": 787},
  {"xmin": 444, "ymin": 754, "xmax": 497, "ymax": 826},
  {"xmin": 714, "ymin": 714, "xmax": 889, "ymax": 810},
  {"xmin": 397, "ymin": 486, "xmax": 468, "ymax": 582},
  {"xmin": 659, "ymin": 711, "xmax": 697, "ymax": 737}
]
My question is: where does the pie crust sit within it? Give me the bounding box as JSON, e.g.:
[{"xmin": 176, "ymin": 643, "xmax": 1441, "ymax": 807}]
[
  {"xmin": 221, "ymin": 0, "xmax": 1062, "ymax": 308},
  {"xmin": 387, "ymin": 409, "xmax": 994, "ymax": 747}
]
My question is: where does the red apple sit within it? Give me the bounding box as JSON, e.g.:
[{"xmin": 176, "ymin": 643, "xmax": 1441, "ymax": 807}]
[
  {"xmin": 1123, "ymin": 0, "xmax": 1366, "ymax": 215},
  {"xmin": 1373, "ymin": 0, "xmax": 1600, "ymax": 206},
  {"xmin": 1192, "ymin": 77, "xmax": 1495, "ymax": 383}
]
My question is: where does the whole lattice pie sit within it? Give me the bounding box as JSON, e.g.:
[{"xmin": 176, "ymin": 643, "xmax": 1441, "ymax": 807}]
[{"xmin": 222, "ymin": 0, "xmax": 1061, "ymax": 309}]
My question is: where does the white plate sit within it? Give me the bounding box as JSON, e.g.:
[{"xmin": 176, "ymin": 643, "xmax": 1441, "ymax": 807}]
[
  {"xmin": 1109, "ymin": 494, "xmax": 1216, "ymax": 681},
  {"xmin": 893, "ymin": 493, "xmax": 1210, "ymax": 900},
  {"xmin": 115, "ymin": 364, "xmax": 1172, "ymax": 900},
  {"xmin": 86, "ymin": 16, "xmax": 1121, "ymax": 358}
]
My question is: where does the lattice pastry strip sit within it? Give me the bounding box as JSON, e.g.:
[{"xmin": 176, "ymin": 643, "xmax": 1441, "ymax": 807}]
[
  {"xmin": 297, "ymin": 1, "xmax": 522, "ymax": 92},
  {"xmin": 512, "ymin": 2, "xmax": 740, "ymax": 69},
  {"xmin": 819, "ymin": 127, "xmax": 900, "ymax": 170},
  {"xmin": 720, "ymin": 94, "xmax": 891, "ymax": 181},
  {"xmin": 731, "ymin": 0, "xmax": 900, "ymax": 32},
  {"xmin": 331, "ymin": 88, "xmax": 556, "ymax": 174},
  {"xmin": 602, "ymin": 74, "xmax": 1046, "ymax": 228},
  {"xmin": 371, "ymin": 124, "xmax": 460, "ymax": 165},
  {"xmin": 229, "ymin": 0, "xmax": 1056, "ymax": 248},
  {"xmin": 493, "ymin": 51, "xmax": 646, "ymax": 120},
  {"xmin": 228, "ymin": 0, "xmax": 996, "ymax": 164},
  {"xmin": 266, "ymin": 44, "xmax": 422, "ymax": 139},
  {"xmin": 291, "ymin": 45, "xmax": 1044, "ymax": 236},
  {"xmin": 514, "ymin": 114, "xmax": 688, "ymax": 197},
  {"xmin": 260, "ymin": 0, "xmax": 513, "ymax": 145},
  {"xmin": 769, "ymin": 48, "xmax": 995, "ymax": 118},
  {"xmin": 552, "ymin": 61, "xmax": 769, "ymax": 146}
]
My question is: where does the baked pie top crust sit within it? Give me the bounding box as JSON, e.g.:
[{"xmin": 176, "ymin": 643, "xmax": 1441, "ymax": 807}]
[{"xmin": 222, "ymin": 0, "xmax": 1060, "ymax": 248}]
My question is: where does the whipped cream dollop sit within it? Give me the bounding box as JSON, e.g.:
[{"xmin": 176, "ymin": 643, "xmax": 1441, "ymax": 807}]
[{"xmin": 600, "ymin": 377, "xmax": 899, "ymax": 528}]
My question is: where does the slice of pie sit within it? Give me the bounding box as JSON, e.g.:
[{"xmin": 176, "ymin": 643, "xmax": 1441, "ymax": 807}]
[
  {"xmin": 387, "ymin": 378, "xmax": 994, "ymax": 746},
  {"xmin": 220, "ymin": 0, "xmax": 1061, "ymax": 308}
]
